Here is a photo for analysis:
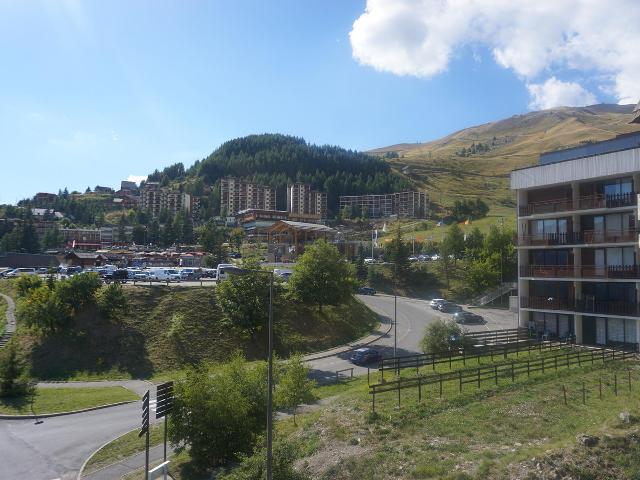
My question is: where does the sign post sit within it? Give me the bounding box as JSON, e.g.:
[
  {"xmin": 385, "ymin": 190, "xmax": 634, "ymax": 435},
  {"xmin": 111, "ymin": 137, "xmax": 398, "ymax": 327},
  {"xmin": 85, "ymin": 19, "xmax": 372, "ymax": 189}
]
[
  {"xmin": 155, "ymin": 381, "xmax": 175, "ymax": 466},
  {"xmin": 139, "ymin": 390, "xmax": 150, "ymax": 480}
]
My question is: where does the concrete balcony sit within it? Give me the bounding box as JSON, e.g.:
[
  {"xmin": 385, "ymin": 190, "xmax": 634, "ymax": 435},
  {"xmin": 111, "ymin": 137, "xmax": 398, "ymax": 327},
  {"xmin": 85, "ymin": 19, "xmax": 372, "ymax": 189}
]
[
  {"xmin": 517, "ymin": 229, "xmax": 637, "ymax": 247},
  {"xmin": 518, "ymin": 192, "xmax": 636, "ymax": 217},
  {"xmin": 521, "ymin": 296, "xmax": 640, "ymax": 317},
  {"xmin": 520, "ymin": 264, "xmax": 640, "ymax": 280}
]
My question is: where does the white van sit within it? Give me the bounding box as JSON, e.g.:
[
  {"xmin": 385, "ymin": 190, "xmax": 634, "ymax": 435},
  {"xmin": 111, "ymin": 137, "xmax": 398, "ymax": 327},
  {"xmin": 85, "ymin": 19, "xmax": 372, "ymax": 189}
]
[
  {"xmin": 216, "ymin": 264, "xmax": 237, "ymax": 281},
  {"xmin": 148, "ymin": 268, "xmax": 181, "ymax": 282}
]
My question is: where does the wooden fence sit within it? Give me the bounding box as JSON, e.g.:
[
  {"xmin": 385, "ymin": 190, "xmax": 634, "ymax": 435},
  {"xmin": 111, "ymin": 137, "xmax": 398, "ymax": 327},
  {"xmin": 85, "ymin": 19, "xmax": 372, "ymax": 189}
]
[{"xmin": 370, "ymin": 345, "xmax": 637, "ymax": 412}]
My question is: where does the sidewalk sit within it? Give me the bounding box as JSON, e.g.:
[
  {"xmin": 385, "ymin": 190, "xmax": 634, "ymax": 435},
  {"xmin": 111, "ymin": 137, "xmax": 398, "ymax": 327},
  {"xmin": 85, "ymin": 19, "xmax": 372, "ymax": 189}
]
[{"xmin": 82, "ymin": 444, "xmax": 173, "ymax": 480}]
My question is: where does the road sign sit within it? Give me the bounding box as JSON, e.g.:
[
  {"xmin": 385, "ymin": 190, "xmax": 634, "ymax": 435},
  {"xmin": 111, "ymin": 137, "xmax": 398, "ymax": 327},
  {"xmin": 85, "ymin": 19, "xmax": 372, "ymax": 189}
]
[
  {"xmin": 139, "ymin": 390, "xmax": 150, "ymax": 437},
  {"xmin": 156, "ymin": 381, "xmax": 174, "ymax": 419}
]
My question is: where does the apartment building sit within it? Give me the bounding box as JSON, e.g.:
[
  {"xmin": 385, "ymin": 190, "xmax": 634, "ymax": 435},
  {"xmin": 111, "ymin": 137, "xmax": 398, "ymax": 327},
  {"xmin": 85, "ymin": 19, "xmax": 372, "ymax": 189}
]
[
  {"xmin": 511, "ymin": 132, "xmax": 640, "ymax": 350},
  {"xmin": 287, "ymin": 183, "xmax": 327, "ymax": 220},
  {"xmin": 139, "ymin": 182, "xmax": 197, "ymax": 219},
  {"xmin": 220, "ymin": 177, "xmax": 276, "ymax": 215},
  {"xmin": 339, "ymin": 191, "xmax": 428, "ymax": 219}
]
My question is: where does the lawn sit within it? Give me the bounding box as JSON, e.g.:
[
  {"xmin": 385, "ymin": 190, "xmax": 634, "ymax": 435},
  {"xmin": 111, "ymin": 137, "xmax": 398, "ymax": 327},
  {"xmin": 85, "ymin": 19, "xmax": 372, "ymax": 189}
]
[{"xmin": 0, "ymin": 386, "xmax": 138, "ymax": 415}]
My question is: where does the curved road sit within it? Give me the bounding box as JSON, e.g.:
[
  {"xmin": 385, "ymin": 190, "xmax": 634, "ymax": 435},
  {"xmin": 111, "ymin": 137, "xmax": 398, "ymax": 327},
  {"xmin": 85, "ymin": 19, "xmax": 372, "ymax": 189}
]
[{"xmin": 0, "ymin": 295, "xmax": 515, "ymax": 479}]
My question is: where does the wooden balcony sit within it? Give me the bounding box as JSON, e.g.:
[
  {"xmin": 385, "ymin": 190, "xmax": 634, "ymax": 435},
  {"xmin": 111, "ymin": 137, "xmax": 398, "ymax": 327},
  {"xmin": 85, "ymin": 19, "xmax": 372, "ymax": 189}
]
[
  {"xmin": 521, "ymin": 264, "xmax": 640, "ymax": 280},
  {"xmin": 519, "ymin": 192, "xmax": 636, "ymax": 217}
]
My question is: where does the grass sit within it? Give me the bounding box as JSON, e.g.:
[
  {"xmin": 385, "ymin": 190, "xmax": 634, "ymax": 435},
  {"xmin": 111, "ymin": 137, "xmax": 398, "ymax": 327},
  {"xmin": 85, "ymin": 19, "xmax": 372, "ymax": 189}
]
[
  {"xmin": 7, "ymin": 282, "xmax": 378, "ymax": 381},
  {"xmin": 0, "ymin": 386, "xmax": 138, "ymax": 415},
  {"xmin": 0, "ymin": 295, "xmax": 6, "ymax": 337}
]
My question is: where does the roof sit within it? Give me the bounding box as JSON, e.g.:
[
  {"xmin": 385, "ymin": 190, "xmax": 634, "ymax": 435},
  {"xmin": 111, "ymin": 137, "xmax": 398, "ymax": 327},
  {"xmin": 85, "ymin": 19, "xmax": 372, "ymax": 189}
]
[
  {"xmin": 268, "ymin": 220, "xmax": 336, "ymax": 234},
  {"xmin": 65, "ymin": 252, "xmax": 108, "ymax": 259},
  {"xmin": 535, "ymin": 131, "xmax": 640, "ymax": 166}
]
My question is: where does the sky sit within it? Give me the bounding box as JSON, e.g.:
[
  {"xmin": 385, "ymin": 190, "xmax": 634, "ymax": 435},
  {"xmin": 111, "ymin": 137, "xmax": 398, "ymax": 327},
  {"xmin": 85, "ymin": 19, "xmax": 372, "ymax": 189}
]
[{"xmin": 1, "ymin": 0, "xmax": 639, "ymax": 204}]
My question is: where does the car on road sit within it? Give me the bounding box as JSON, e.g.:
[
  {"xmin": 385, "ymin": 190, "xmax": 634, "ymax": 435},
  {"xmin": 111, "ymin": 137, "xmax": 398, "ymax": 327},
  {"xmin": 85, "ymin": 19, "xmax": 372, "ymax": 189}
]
[
  {"xmin": 453, "ymin": 311, "xmax": 484, "ymax": 324},
  {"xmin": 430, "ymin": 298, "xmax": 446, "ymax": 309},
  {"xmin": 350, "ymin": 347, "xmax": 381, "ymax": 365},
  {"xmin": 438, "ymin": 302, "xmax": 463, "ymax": 313},
  {"xmin": 357, "ymin": 286, "xmax": 376, "ymax": 295},
  {"xmin": 364, "ymin": 257, "xmax": 376, "ymax": 264},
  {"xmin": 6, "ymin": 268, "xmax": 37, "ymax": 277}
]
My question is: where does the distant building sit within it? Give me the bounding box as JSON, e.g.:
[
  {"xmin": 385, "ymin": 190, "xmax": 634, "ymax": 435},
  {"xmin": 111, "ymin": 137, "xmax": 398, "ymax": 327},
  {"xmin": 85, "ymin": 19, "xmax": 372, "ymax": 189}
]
[
  {"xmin": 63, "ymin": 252, "xmax": 108, "ymax": 268},
  {"xmin": 30, "ymin": 208, "xmax": 64, "ymax": 219},
  {"xmin": 94, "ymin": 186, "xmax": 115, "ymax": 194},
  {"xmin": 236, "ymin": 209, "xmax": 290, "ymax": 236},
  {"xmin": 33, "ymin": 192, "xmax": 57, "ymax": 207},
  {"xmin": 287, "ymin": 183, "xmax": 327, "ymax": 220},
  {"xmin": 338, "ymin": 191, "xmax": 428, "ymax": 219},
  {"xmin": 60, "ymin": 228, "xmax": 102, "ymax": 250},
  {"xmin": 220, "ymin": 177, "xmax": 277, "ymax": 215},
  {"xmin": 120, "ymin": 180, "xmax": 139, "ymax": 191},
  {"xmin": 139, "ymin": 182, "xmax": 198, "ymax": 219}
]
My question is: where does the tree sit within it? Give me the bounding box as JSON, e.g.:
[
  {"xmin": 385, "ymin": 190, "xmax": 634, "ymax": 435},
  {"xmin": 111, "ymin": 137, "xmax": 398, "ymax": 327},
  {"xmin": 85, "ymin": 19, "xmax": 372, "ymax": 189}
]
[
  {"xmin": 148, "ymin": 220, "xmax": 160, "ymax": 245},
  {"xmin": 420, "ymin": 319, "xmax": 467, "ymax": 353},
  {"xmin": 96, "ymin": 283, "xmax": 129, "ymax": 319},
  {"xmin": 289, "ymin": 239, "xmax": 356, "ymax": 311},
  {"xmin": 42, "ymin": 225, "xmax": 61, "ymax": 250},
  {"xmin": 55, "ymin": 272, "xmax": 102, "ymax": 315},
  {"xmin": 198, "ymin": 223, "xmax": 228, "ymax": 266},
  {"xmin": 443, "ymin": 223, "xmax": 465, "ymax": 260},
  {"xmin": 169, "ymin": 355, "xmax": 269, "ymax": 469},
  {"xmin": 229, "ymin": 227, "xmax": 245, "ymax": 251},
  {"xmin": 16, "ymin": 285, "xmax": 70, "ymax": 332},
  {"xmin": 217, "ymin": 258, "xmax": 274, "ymax": 338},
  {"xmin": 385, "ymin": 226, "xmax": 410, "ymax": 274},
  {"xmin": 0, "ymin": 343, "xmax": 30, "ymax": 397},
  {"xmin": 15, "ymin": 274, "xmax": 43, "ymax": 297},
  {"xmin": 275, "ymin": 354, "xmax": 315, "ymax": 426},
  {"xmin": 355, "ymin": 244, "xmax": 367, "ymax": 280},
  {"xmin": 132, "ymin": 224, "xmax": 146, "ymax": 245},
  {"xmin": 218, "ymin": 440, "xmax": 309, "ymax": 480},
  {"xmin": 464, "ymin": 226, "xmax": 484, "ymax": 260},
  {"xmin": 466, "ymin": 255, "xmax": 501, "ymax": 296}
]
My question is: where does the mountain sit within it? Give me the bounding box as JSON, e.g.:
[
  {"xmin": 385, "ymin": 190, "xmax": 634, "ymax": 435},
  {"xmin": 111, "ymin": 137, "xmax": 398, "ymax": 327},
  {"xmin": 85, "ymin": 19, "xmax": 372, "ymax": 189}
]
[{"xmin": 369, "ymin": 104, "xmax": 640, "ymax": 212}]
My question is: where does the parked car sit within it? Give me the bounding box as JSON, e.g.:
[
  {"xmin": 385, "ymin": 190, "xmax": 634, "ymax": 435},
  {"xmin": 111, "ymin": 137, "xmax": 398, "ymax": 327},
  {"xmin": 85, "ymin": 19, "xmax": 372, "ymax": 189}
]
[
  {"xmin": 0, "ymin": 269, "xmax": 15, "ymax": 278},
  {"xmin": 453, "ymin": 311, "xmax": 484, "ymax": 324},
  {"xmin": 438, "ymin": 302, "xmax": 462, "ymax": 313},
  {"xmin": 357, "ymin": 286, "xmax": 376, "ymax": 295},
  {"xmin": 228, "ymin": 252, "xmax": 242, "ymax": 259},
  {"xmin": 105, "ymin": 269, "xmax": 129, "ymax": 283},
  {"xmin": 408, "ymin": 256, "xmax": 419, "ymax": 262},
  {"xmin": 6, "ymin": 268, "xmax": 37, "ymax": 277},
  {"xmin": 350, "ymin": 347, "xmax": 381, "ymax": 365},
  {"xmin": 364, "ymin": 257, "xmax": 376, "ymax": 264},
  {"xmin": 430, "ymin": 298, "xmax": 446, "ymax": 309}
]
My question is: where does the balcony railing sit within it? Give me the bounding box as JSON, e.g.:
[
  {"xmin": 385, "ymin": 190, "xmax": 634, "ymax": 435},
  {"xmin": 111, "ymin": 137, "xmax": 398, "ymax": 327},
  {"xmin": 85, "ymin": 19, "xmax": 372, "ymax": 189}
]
[
  {"xmin": 521, "ymin": 264, "xmax": 640, "ymax": 279},
  {"xmin": 519, "ymin": 192, "xmax": 637, "ymax": 216},
  {"xmin": 517, "ymin": 229, "xmax": 637, "ymax": 246},
  {"xmin": 521, "ymin": 296, "xmax": 640, "ymax": 317}
]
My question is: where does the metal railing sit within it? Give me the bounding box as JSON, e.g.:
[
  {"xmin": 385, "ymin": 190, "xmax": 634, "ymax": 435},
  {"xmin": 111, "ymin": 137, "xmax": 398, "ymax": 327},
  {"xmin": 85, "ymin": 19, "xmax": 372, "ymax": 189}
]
[
  {"xmin": 521, "ymin": 264, "xmax": 640, "ymax": 279},
  {"xmin": 519, "ymin": 192, "xmax": 636, "ymax": 216},
  {"xmin": 521, "ymin": 296, "xmax": 640, "ymax": 317},
  {"xmin": 517, "ymin": 229, "xmax": 637, "ymax": 246}
]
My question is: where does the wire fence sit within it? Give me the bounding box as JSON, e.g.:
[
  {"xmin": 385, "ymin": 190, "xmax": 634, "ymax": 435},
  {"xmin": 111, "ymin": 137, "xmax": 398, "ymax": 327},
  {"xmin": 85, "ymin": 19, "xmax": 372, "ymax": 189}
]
[{"xmin": 370, "ymin": 345, "xmax": 637, "ymax": 412}]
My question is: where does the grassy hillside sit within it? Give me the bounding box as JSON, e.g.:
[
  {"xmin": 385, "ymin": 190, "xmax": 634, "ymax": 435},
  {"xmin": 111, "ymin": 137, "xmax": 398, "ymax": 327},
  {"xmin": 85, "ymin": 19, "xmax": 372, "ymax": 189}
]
[
  {"xmin": 371, "ymin": 104, "xmax": 640, "ymax": 213},
  {"xmin": 8, "ymin": 285, "xmax": 377, "ymax": 381}
]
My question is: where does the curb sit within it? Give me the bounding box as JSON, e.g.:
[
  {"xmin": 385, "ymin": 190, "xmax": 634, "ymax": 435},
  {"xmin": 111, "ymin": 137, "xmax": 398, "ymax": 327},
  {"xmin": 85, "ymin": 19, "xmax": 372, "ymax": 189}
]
[
  {"xmin": 0, "ymin": 399, "xmax": 137, "ymax": 420},
  {"xmin": 303, "ymin": 296, "xmax": 394, "ymax": 362},
  {"xmin": 77, "ymin": 427, "xmax": 138, "ymax": 480}
]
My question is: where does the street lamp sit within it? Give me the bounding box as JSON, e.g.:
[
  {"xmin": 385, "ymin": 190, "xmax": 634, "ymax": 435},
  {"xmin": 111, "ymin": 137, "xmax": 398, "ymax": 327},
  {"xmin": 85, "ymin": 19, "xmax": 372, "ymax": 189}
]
[
  {"xmin": 225, "ymin": 266, "xmax": 275, "ymax": 480},
  {"xmin": 377, "ymin": 262, "xmax": 398, "ymax": 360}
]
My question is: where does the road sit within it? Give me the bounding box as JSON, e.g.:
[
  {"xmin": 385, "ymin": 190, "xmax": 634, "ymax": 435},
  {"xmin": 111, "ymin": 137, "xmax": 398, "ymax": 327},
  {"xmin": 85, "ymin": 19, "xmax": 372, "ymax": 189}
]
[{"xmin": 0, "ymin": 295, "xmax": 515, "ymax": 480}]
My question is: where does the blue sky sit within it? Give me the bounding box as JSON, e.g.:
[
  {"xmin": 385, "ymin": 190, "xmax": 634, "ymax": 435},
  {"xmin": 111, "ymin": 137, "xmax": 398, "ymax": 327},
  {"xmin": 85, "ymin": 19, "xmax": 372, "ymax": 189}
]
[{"xmin": 1, "ymin": 0, "xmax": 635, "ymax": 204}]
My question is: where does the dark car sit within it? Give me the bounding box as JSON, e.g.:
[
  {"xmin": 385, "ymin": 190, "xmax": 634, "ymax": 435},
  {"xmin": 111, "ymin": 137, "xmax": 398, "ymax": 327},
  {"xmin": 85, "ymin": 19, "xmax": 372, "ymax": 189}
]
[
  {"xmin": 453, "ymin": 311, "xmax": 484, "ymax": 324},
  {"xmin": 105, "ymin": 269, "xmax": 129, "ymax": 283},
  {"xmin": 438, "ymin": 302, "xmax": 462, "ymax": 313},
  {"xmin": 358, "ymin": 286, "xmax": 376, "ymax": 295},
  {"xmin": 350, "ymin": 347, "xmax": 381, "ymax": 365}
]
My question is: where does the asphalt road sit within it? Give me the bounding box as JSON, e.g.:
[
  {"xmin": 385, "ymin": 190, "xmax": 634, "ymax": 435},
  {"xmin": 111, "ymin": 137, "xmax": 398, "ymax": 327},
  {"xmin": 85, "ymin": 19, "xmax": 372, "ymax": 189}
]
[{"xmin": 0, "ymin": 295, "xmax": 516, "ymax": 480}]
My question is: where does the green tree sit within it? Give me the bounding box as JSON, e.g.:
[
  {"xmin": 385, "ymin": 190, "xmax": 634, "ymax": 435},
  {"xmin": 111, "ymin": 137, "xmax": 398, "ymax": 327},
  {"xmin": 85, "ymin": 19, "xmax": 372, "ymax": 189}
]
[
  {"xmin": 355, "ymin": 244, "xmax": 367, "ymax": 280},
  {"xmin": 289, "ymin": 240, "xmax": 356, "ymax": 311},
  {"xmin": 42, "ymin": 225, "xmax": 61, "ymax": 250},
  {"xmin": 464, "ymin": 226, "xmax": 484, "ymax": 260},
  {"xmin": 443, "ymin": 223, "xmax": 465, "ymax": 260},
  {"xmin": 148, "ymin": 220, "xmax": 160, "ymax": 245},
  {"xmin": 217, "ymin": 258, "xmax": 275, "ymax": 338},
  {"xmin": 132, "ymin": 224, "xmax": 146, "ymax": 245},
  {"xmin": 169, "ymin": 355, "xmax": 269, "ymax": 469},
  {"xmin": 16, "ymin": 285, "xmax": 71, "ymax": 332},
  {"xmin": 218, "ymin": 440, "xmax": 309, "ymax": 480},
  {"xmin": 421, "ymin": 319, "xmax": 466, "ymax": 353},
  {"xmin": 56, "ymin": 273, "xmax": 102, "ymax": 315},
  {"xmin": 275, "ymin": 354, "xmax": 315, "ymax": 426},
  {"xmin": 385, "ymin": 226, "xmax": 410, "ymax": 274},
  {"xmin": 466, "ymin": 255, "xmax": 501, "ymax": 296},
  {"xmin": 15, "ymin": 274, "xmax": 43, "ymax": 297},
  {"xmin": 96, "ymin": 282, "xmax": 129, "ymax": 319},
  {"xmin": 198, "ymin": 223, "xmax": 228, "ymax": 266},
  {"xmin": 0, "ymin": 343, "xmax": 31, "ymax": 397},
  {"xmin": 229, "ymin": 227, "xmax": 245, "ymax": 251}
]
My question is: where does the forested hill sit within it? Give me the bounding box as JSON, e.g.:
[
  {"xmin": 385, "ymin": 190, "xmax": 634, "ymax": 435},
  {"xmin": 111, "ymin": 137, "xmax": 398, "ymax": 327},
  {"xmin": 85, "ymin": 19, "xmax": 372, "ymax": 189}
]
[{"xmin": 150, "ymin": 134, "xmax": 412, "ymax": 214}]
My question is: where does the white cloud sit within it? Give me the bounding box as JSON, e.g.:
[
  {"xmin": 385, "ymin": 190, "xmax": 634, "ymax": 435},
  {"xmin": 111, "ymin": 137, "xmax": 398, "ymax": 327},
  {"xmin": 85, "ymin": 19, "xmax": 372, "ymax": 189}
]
[
  {"xmin": 527, "ymin": 77, "xmax": 597, "ymax": 110},
  {"xmin": 350, "ymin": 0, "xmax": 640, "ymax": 107},
  {"xmin": 126, "ymin": 175, "xmax": 146, "ymax": 185}
]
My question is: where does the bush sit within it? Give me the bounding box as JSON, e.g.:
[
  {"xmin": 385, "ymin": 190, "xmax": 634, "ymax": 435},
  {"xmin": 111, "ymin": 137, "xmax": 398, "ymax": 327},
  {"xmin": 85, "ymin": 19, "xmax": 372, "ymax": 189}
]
[
  {"xmin": 421, "ymin": 319, "xmax": 467, "ymax": 353},
  {"xmin": 96, "ymin": 282, "xmax": 128, "ymax": 319},
  {"xmin": 218, "ymin": 440, "xmax": 309, "ymax": 480},
  {"xmin": 0, "ymin": 343, "xmax": 31, "ymax": 397}
]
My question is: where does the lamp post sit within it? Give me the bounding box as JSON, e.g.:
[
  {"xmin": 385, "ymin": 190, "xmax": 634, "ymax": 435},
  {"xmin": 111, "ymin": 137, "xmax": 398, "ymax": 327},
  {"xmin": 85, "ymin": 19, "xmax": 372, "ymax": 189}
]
[
  {"xmin": 226, "ymin": 266, "xmax": 274, "ymax": 480},
  {"xmin": 378, "ymin": 261, "xmax": 398, "ymax": 361}
]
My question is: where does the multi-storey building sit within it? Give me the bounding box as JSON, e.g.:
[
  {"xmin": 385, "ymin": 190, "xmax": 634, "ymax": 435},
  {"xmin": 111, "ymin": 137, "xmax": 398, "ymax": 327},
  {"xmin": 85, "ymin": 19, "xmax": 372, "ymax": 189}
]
[
  {"xmin": 339, "ymin": 191, "xmax": 428, "ymax": 219},
  {"xmin": 287, "ymin": 183, "xmax": 327, "ymax": 220},
  {"xmin": 139, "ymin": 182, "xmax": 197, "ymax": 219},
  {"xmin": 220, "ymin": 177, "xmax": 277, "ymax": 215},
  {"xmin": 511, "ymin": 131, "xmax": 640, "ymax": 350}
]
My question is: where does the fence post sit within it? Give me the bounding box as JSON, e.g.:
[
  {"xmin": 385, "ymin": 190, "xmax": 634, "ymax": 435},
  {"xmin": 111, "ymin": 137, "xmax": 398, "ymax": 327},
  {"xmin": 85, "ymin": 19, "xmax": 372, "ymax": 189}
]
[
  {"xmin": 628, "ymin": 369, "xmax": 632, "ymax": 392},
  {"xmin": 416, "ymin": 357, "xmax": 419, "ymax": 375},
  {"xmin": 418, "ymin": 376, "xmax": 422, "ymax": 403},
  {"xmin": 527, "ymin": 359, "xmax": 530, "ymax": 378},
  {"xmin": 351, "ymin": 368, "xmax": 354, "ymax": 379},
  {"xmin": 511, "ymin": 360, "xmax": 515, "ymax": 382},
  {"xmin": 562, "ymin": 384, "xmax": 567, "ymax": 405},
  {"xmin": 566, "ymin": 352, "xmax": 570, "ymax": 368},
  {"xmin": 367, "ymin": 367, "xmax": 370, "ymax": 386},
  {"xmin": 490, "ymin": 345, "xmax": 494, "ymax": 361},
  {"xmin": 542, "ymin": 357, "xmax": 545, "ymax": 374},
  {"xmin": 432, "ymin": 353, "xmax": 435, "ymax": 371},
  {"xmin": 578, "ymin": 352, "xmax": 581, "ymax": 367},
  {"xmin": 439, "ymin": 374, "xmax": 443, "ymax": 398},
  {"xmin": 494, "ymin": 365, "xmax": 498, "ymax": 385},
  {"xmin": 554, "ymin": 357, "xmax": 558, "ymax": 371},
  {"xmin": 582, "ymin": 382, "xmax": 586, "ymax": 405},
  {"xmin": 504, "ymin": 345, "xmax": 507, "ymax": 360},
  {"xmin": 477, "ymin": 368, "xmax": 480, "ymax": 389},
  {"xmin": 615, "ymin": 374, "xmax": 618, "ymax": 396},
  {"xmin": 459, "ymin": 371, "xmax": 462, "ymax": 393},
  {"xmin": 381, "ymin": 363, "xmax": 385, "ymax": 381},
  {"xmin": 539, "ymin": 342, "xmax": 542, "ymax": 353},
  {"xmin": 397, "ymin": 381, "xmax": 401, "ymax": 407},
  {"xmin": 599, "ymin": 376, "xmax": 602, "ymax": 399},
  {"xmin": 449, "ymin": 352, "xmax": 452, "ymax": 370},
  {"xmin": 372, "ymin": 390, "xmax": 375, "ymax": 413},
  {"xmin": 463, "ymin": 350, "xmax": 466, "ymax": 366}
]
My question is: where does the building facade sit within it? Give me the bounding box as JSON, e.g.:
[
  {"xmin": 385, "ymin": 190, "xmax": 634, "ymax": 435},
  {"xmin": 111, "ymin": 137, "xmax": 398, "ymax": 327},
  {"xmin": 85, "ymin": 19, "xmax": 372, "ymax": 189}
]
[
  {"xmin": 139, "ymin": 182, "xmax": 197, "ymax": 219},
  {"xmin": 338, "ymin": 191, "xmax": 428, "ymax": 219},
  {"xmin": 511, "ymin": 132, "xmax": 640, "ymax": 350},
  {"xmin": 286, "ymin": 183, "xmax": 327, "ymax": 220},
  {"xmin": 220, "ymin": 177, "xmax": 277, "ymax": 215}
]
